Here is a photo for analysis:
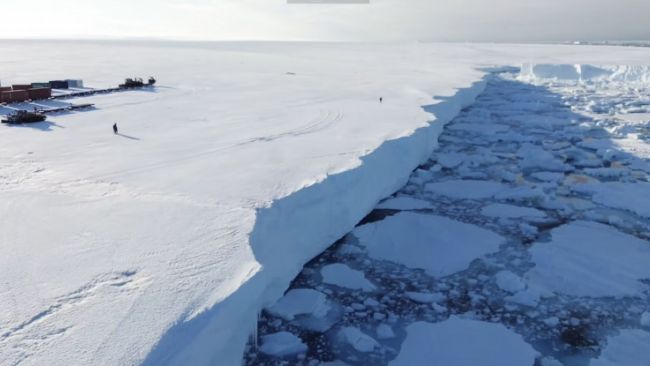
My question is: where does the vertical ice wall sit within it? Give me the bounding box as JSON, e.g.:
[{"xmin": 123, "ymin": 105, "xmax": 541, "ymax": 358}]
[{"xmin": 142, "ymin": 77, "xmax": 489, "ymax": 366}]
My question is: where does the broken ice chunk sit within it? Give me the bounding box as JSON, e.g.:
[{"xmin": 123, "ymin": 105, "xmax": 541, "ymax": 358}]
[
  {"xmin": 321, "ymin": 263, "xmax": 375, "ymax": 291},
  {"xmin": 338, "ymin": 327, "xmax": 379, "ymax": 353},
  {"xmin": 259, "ymin": 331, "xmax": 308, "ymax": 357}
]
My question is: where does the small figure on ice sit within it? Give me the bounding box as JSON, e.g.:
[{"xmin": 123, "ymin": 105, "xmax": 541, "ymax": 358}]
[
  {"xmin": 380, "ymin": 97, "xmax": 383, "ymax": 104},
  {"xmin": 113, "ymin": 123, "xmax": 118, "ymax": 134}
]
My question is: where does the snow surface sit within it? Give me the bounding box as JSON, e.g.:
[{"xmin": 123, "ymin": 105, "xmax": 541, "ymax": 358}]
[
  {"xmin": 3, "ymin": 41, "xmax": 650, "ymax": 366},
  {"xmin": 354, "ymin": 212, "xmax": 504, "ymax": 277},
  {"xmin": 527, "ymin": 221, "xmax": 650, "ymax": 297},
  {"xmin": 390, "ymin": 317, "xmax": 537, "ymax": 366}
]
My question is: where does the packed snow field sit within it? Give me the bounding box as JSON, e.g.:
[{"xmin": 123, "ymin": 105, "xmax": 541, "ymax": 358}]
[
  {"xmin": 2, "ymin": 41, "xmax": 650, "ymax": 366},
  {"xmin": 245, "ymin": 71, "xmax": 650, "ymax": 365}
]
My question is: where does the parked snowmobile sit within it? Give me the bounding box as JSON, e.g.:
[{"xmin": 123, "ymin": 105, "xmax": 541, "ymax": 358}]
[
  {"xmin": 2, "ymin": 110, "xmax": 47, "ymax": 124},
  {"xmin": 119, "ymin": 77, "xmax": 157, "ymax": 89},
  {"xmin": 120, "ymin": 78, "xmax": 145, "ymax": 88}
]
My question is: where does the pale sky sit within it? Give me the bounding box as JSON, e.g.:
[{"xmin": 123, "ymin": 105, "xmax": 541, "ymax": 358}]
[{"xmin": 1, "ymin": 0, "xmax": 649, "ymax": 42}]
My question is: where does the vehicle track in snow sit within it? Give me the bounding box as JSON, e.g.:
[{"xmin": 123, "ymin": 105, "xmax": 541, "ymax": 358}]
[
  {"xmin": 70, "ymin": 108, "xmax": 343, "ymax": 184},
  {"xmin": 0, "ymin": 270, "xmax": 143, "ymax": 365}
]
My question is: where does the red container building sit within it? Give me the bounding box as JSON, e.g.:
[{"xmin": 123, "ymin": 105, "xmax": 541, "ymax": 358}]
[
  {"xmin": 12, "ymin": 84, "xmax": 31, "ymax": 91},
  {"xmin": 28, "ymin": 88, "xmax": 52, "ymax": 100},
  {"xmin": 2, "ymin": 90, "xmax": 29, "ymax": 103}
]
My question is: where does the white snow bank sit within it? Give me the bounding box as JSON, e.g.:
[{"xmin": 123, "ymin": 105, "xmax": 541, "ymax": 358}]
[
  {"xmin": 390, "ymin": 317, "xmax": 537, "ymax": 366},
  {"xmin": 590, "ymin": 329, "xmax": 650, "ymax": 366},
  {"xmin": 520, "ymin": 64, "xmax": 650, "ymax": 85},
  {"xmin": 320, "ymin": 263, "xmax": 375, "ymax": 291},
  {"xmin": 354, "ymin": 212, "xmax": 504, "ymax": 277},
  {"xmin": 527, "ymin": 221, "xmax": 650, "ymax": 297}
]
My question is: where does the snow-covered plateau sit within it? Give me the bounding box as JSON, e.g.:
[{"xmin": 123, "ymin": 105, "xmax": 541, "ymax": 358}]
[{"xmin": 1, "ymin": 41, "xmax": 650, "ymax": 366}]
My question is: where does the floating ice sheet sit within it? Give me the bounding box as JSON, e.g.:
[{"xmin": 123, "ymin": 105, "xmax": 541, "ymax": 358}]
[
  {"xmin": 354, "ymin": 212, "xmax": 504, "ymax": 277},
  {"xmin": 527, "ymin": 221, "xmax": 650, "ymax": 297},
  {"xmin": 390, "ymin": 317, "xmax": 537, "ymax": 366}
]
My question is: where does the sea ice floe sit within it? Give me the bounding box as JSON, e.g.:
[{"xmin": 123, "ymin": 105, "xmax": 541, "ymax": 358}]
[
  {"xmin": 482, "ymin": 203, "xmax": 546, "ymax": 219},
  {"xmin": 321, "ymin": 263, "xmax": 375, "ymax": 291},
  {"xmin": 530, "ymin": 171, "xmax": 565, "ymax": 182},
  {"xmin": 259, "ymin": 331, "xmax": 308, "ymax": 357},
  {"xmin": 582, "ymin": 167, "xmax": 628, "ymax": 178},
  {"xmin": 338, "ymin": 327, "xmax": 379, "ymax": 353},
  {"xmin": 354, "ymin": 212, "xmax": 504, "ymax": 277},
  {"xmin": 517, "ymin": 143, "xmax": 572, "ymax": 172},
  {"xmin": 495, "ymin": 270, "xmax": 526, "ymax": 293},
  {"xmin": 266, "ymin": 288, "xmax": 331, "ymax": 320},
  {"xmin": 641, "ymin": 312, "xmax": 650, "ymax": 327},
  {"xmin": 390, "ymin": 317, "xmax": 537, "ymax": 366},
  {"xmin": 376, "ymin": 323, "xmax": 396, "ymax": 339},
  {"xmin": 505, "ymin": 289, "xmax": 541, "ymax": 307},
  {"xmin": 526, "ymin": 221, "xmax": 650, "ymax": 297},
  {"xmin": 405, "ymin": 291, "xmax": 445, "ymax": 304},
  {"xmin": 571, "ymin": 182, "xmax": 650, "ymax": 219},
  {"xmin": 425, "ymin": 180, "xmax": 508, "ymax": 200},
  {"xmin": 447, "ymin": 122, "xmax": 510, "ymax": 135},
  {"xmin": 436, "ymin": 152, "xmax": 465, "ymax": 168},
  {"xmin": 376, "ymin": 196, "xmax": 433, "ymax": 210},
  {"xmin": 590, "ymin": 329, "xmax": 650, "ymax": 366},
  {"xmin": 540, "ymin": 356, "xmax": 564, "ymax": 366}
]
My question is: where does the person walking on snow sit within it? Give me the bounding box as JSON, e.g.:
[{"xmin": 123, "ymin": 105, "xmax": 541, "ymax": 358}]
[
  {"xmin": 380, "ymin": 97, "xmax": 383, "ymax": 103},
  {"xmin": 113, "ymin": 123, "xmax": 118, "ymax": 134}
]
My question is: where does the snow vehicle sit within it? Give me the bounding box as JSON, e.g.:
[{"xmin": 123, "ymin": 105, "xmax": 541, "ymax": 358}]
[
  {"xmin": 1, "ymin": 110, "xmax": 47, "ymax": 124},
  {"xmin": 119, "ymin": 77, "xmax": 157, "ymax": 89}
]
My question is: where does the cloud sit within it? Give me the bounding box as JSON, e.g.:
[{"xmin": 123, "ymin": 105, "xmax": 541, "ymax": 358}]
[{"xmin": 0, "ymin": 0, "xmax": 648, "ymax": 42}]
